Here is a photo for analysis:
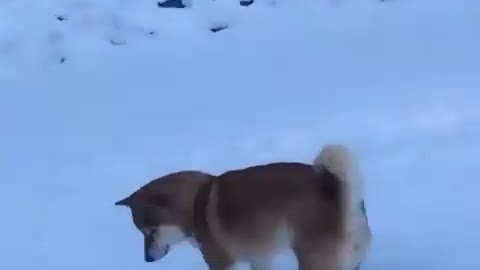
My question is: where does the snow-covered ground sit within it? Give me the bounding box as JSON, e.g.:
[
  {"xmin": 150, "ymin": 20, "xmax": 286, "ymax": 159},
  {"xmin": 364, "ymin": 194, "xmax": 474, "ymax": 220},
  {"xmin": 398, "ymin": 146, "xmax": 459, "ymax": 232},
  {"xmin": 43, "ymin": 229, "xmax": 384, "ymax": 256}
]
[{"xmin": 1, "ymin": 0, "xmax": 479, "ymax": 269}]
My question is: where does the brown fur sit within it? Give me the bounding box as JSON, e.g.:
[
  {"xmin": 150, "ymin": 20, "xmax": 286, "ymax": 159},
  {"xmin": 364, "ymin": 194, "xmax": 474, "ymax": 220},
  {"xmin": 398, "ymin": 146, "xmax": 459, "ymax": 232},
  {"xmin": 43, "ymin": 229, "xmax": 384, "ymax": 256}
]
[
  {"xmin": 115, "ymin": 145, "xmax": 372, "ymax": 270},
  {"xmin": 204, "ymin": 162, "xmax": 351, "ymax": 270}
]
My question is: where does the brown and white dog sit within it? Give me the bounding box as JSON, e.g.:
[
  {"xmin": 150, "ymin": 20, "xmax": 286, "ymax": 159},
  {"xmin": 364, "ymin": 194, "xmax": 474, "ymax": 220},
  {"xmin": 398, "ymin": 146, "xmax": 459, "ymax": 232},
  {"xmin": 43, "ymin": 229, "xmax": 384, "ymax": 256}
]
[{"xmin": 114, "ymin": 144, "xmax": 372, "ymax": 270}]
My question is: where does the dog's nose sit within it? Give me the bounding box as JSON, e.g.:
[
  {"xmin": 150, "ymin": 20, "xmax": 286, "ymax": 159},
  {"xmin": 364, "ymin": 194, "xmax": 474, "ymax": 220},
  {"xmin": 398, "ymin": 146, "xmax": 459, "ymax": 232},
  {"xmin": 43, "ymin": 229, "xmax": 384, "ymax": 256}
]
[{"xmin": 145, "ymin": 254, "xmax": 155, "ymax": 263}]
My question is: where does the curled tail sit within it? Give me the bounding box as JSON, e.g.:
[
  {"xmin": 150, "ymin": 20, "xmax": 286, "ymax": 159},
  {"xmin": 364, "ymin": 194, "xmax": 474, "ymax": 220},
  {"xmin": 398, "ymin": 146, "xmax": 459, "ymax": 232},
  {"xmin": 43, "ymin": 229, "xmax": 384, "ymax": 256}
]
[
  {"xmin": 314, "ymin": 144, "xmax": 358, "ymax": 183},
  {"xmin": 313, "ymin": 144, "xmax": 361, "ymax": 269},
  {"xmin": 314, "ymin": 143, "xmax": 361, "ymax": 205}
]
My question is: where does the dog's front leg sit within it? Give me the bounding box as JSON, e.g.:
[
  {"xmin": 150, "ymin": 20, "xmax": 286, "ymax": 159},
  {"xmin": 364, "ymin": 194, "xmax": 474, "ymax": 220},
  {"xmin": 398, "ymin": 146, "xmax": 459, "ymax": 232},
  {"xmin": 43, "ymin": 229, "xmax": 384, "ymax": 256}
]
[{"xmin": 199, "ymin": 240, "xmax": 236, "ymax": 270}]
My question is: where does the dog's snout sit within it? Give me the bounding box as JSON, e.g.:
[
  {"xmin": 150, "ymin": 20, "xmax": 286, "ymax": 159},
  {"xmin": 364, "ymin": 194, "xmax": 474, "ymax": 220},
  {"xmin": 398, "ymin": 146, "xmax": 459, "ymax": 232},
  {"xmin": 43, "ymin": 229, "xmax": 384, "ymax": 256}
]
[
  {"xmin": 144, "ymin": 230, "xmax": 171, "ymax": 263},
  {"xmin": 144, "ymin": 232, "xmax": 158, "ymax": 262},
  {"xmin": 144, "ymin": 245, "xmax": 170, "ymax": 262}
]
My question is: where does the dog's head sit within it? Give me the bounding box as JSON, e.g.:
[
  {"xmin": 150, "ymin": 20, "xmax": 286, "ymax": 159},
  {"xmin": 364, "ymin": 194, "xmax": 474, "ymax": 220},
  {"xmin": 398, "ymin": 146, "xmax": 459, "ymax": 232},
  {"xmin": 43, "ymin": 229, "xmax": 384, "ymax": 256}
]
[
  {"xmin": 115, "ymin": 192, "xmax": 186, "ymax": 262},
  {"xmin": 115, "ymin": 171, "xmax": 211, "ymax": 263}
]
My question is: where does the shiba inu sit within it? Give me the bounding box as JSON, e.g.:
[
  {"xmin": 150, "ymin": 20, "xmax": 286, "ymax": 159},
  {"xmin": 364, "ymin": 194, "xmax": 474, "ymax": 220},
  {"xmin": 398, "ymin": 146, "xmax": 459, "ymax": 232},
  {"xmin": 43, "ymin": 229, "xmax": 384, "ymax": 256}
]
[{"xmin": 115, "ymin": 144, "xmax": 372, "ymax": 270}]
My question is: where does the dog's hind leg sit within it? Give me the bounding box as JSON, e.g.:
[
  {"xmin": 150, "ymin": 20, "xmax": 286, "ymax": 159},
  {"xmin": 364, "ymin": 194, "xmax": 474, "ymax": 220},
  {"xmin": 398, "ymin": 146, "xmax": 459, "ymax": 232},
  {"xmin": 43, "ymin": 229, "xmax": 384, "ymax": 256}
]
[
  {"xmin": 250, "ymin": 256, "xmax": 273, "ymax": 270},
  {"xmin": 293, "ymin": 243, "xmax": 340, "ymax": 270},
  {"xmin": 295, "ymin": 251, "xmax": 337, "ymax": 270}
]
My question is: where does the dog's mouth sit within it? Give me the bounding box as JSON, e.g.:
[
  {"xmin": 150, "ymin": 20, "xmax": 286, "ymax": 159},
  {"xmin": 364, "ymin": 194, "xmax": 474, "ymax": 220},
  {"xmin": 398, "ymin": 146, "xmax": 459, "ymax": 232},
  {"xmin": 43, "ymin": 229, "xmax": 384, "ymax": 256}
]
[{"xmin": 145, "ymin": 244, "xmax": 171, "ymax": 262}]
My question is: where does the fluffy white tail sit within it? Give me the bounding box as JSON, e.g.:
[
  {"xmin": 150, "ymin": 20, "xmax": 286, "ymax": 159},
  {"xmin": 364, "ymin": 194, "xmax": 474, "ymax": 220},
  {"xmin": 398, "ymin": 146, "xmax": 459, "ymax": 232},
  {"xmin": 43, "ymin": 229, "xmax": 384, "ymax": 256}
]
[
  {"xmin": 313, "ymin": 144, "xmax": 362, "ymax": 270},
  {"xmin": 313, "ymin": 143, "xmax": 362, "ymax": 202}
]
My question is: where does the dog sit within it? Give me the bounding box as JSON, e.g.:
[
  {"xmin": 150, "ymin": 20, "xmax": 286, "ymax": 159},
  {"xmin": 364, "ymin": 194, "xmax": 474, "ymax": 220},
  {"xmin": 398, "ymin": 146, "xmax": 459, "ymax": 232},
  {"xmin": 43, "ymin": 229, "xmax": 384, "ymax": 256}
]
[{"xmin": 114, "ymin": 144, "xmax": 372, "ymax": 270}]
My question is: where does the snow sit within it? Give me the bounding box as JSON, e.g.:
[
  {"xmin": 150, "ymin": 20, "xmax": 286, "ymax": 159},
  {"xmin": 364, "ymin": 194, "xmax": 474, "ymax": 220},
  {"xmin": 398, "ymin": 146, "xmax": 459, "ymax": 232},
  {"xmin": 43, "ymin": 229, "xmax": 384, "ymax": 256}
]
[{"xmin": 1, "ymin": 0, "xmax": 479, "ymax": 269}]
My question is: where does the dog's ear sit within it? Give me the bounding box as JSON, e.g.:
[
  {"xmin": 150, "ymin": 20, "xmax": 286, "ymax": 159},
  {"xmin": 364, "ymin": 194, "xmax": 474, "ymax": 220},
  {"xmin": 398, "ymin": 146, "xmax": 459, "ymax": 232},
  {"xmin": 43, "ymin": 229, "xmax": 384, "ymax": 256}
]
[
  {"xmin": 114, "ymin": 195, "xmax": 134, "ymax": 207},
  {"xmin": 115, "ymin": 189, "xmax": 170, "ymax": 209}
]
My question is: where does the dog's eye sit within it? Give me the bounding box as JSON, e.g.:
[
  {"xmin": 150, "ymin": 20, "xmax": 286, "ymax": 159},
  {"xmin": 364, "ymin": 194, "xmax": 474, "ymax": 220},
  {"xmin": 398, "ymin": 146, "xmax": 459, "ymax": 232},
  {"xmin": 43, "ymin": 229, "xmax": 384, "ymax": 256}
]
[
  {"xmin": 148, "ymin": 228, "xmax": 159, "ymax": 241},
  {"xmin": 142, "ymin": 228, "xmax": 158, "ymax": 238},
  {"xmin": 142, "ymin": 228, "xmax": 152, "ymax": 235}
]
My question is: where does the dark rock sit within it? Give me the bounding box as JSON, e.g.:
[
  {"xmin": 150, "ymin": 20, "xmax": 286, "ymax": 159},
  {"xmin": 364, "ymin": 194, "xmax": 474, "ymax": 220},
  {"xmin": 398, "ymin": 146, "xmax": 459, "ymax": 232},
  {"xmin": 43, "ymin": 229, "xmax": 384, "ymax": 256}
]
[
  {"xmin": 55, "ymin": 15, "xmax": 68, "ymax": 21},
  {"xmin": 110, "ymin": 40, "xmax": 127, "ymax": 46},
  {"xmin": 240, "ymin": 0, "xmax": 254, "ymax": 7},
  {"xmin": 210, "ymin": 26, "xmax": 228, "ymax": 33},
  {"xmin": 157, "ymin": 0, "xmax": 186, "ymax": 8}
]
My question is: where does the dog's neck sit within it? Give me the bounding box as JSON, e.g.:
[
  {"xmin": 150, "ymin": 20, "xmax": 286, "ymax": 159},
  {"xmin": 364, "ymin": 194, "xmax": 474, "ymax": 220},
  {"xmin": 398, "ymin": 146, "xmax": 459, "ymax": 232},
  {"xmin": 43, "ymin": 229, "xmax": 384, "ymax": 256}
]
[
  {"xmin": 174, "ymin": 175, "xmax": 215, "ymax": 245},
  {"xmin": 191, "ymin": 177, "xmax": 215, "ymax": 245}
]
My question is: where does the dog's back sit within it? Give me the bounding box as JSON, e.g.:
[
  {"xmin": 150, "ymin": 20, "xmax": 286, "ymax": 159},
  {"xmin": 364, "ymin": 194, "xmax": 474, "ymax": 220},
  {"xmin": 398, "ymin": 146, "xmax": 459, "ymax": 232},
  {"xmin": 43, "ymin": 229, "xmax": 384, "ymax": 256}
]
[{"xmin": 213, "ymin": 162, "xmax": 339, "ymax": 236}]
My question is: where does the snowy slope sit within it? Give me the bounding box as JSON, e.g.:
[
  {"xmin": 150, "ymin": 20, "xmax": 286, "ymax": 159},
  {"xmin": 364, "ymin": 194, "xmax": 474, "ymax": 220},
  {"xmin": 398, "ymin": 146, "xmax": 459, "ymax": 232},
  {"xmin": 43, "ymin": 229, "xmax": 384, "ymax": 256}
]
[{"xmin": 1, "ymin": 0, "xmax": 479, "ymax": 269}]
